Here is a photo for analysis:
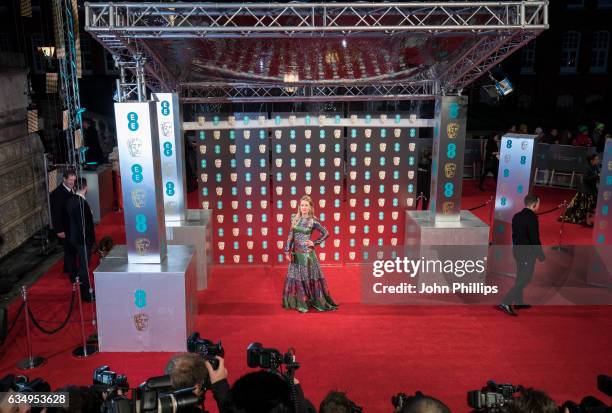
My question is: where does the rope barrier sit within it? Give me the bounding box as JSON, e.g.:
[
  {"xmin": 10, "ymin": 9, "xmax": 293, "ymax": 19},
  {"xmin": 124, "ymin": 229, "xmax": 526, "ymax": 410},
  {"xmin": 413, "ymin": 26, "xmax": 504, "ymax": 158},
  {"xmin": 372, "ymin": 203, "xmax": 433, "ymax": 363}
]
[
  {"xmin": 27, "ymin": 288, "xmax": 76, "ymax": 335},
  {"xmin": 537, "ymin": 204, "xmax": 564, "ymax": 216},
  {"xmin": 6, "ymin": 302, "xmax": 25, "ymax": 336},
  {"xmin": 468, "ymin": 197, "xmax": 494, "ymax": 212}
]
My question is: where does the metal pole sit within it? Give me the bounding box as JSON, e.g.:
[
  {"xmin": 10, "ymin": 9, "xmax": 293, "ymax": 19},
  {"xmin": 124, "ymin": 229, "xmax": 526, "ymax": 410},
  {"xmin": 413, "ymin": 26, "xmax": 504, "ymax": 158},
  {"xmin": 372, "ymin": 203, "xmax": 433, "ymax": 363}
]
[
  {"xmin": 72, "ymin": 277, "xmax": 98, "ymax": 358},
  {"xmin": 16, "ymin": 286, "xmax": 46, "ymax": 370}
]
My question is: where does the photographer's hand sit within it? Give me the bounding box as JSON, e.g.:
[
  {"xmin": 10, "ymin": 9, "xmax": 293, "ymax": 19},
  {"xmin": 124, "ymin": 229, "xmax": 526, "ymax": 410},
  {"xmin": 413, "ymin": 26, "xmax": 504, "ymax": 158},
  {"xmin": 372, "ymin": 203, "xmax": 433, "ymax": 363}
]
[{"xmin": 204, "ymin": 356, "xmax": 228, "ymax": 384}]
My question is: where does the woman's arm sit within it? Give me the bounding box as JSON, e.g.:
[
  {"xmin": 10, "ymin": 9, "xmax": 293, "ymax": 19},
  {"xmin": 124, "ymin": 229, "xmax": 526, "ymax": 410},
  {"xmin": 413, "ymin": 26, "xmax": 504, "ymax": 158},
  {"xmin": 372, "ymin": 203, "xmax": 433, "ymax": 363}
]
[
  {"xmin": 311, "ymin": 219, "xmax": 329, "ymax": 246},
  {"xmin": 284, "ymin": 227, "xmax": 294, "ymax": 253}
]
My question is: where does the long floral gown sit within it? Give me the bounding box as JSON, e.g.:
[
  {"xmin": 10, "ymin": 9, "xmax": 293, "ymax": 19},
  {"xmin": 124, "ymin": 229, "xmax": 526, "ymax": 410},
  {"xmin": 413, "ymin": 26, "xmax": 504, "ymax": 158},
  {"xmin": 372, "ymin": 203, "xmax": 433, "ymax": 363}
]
[{"xmin": 282, "ymin": 216, "xmax": 338, "ymax": 312}]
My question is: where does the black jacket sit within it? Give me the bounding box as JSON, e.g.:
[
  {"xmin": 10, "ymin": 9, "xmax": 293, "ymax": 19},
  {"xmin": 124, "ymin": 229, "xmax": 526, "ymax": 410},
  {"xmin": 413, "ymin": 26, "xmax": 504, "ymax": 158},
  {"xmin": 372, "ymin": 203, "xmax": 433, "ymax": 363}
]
[
  {"xmin": 49, "ymin": 184, "xmax": 73, "ymax": 234},
  {"xmin": 66, "ymin": 194, "xmax": 95, "ymax": 247},
  {"xmin": 511, "ymin": 208, "xmax": 545, "ymax": 260}
]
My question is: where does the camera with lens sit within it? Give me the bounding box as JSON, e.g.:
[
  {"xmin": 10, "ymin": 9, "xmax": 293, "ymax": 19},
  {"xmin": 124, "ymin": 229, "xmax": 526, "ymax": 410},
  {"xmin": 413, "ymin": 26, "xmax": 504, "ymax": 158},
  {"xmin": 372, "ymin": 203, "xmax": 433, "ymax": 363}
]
[
  {"xmin": 93, "ymin": 365, "xmax": 129, "ymax": 391},
  {"xmin": 92, "ymin": 366, "xmax": 131, "ymax": 413},
  {"xmin": 12, "ymin": 375, "xmax": 51, "ymax": 393},
  {"xmin": 187, "ymin": 332, "xmax": 224, "ymax": 370},
  {"xmin": 467, "ymin": 381, "xmax": 523, "ymax": 412},
  {"xmin": 247, "ymin": 342, "xmax": 299, "ymax": 371},
  {"xmin": 137, "ymin": 374, "xmax": 203, "ymax": 413}
]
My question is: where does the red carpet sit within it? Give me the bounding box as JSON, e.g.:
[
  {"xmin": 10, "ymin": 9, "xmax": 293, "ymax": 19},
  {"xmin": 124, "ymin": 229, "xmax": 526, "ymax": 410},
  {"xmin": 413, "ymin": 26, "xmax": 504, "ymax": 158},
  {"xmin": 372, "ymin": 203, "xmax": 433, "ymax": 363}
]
[{"xmin": 1, "ymin": 184, "xmax": 609, "ymax": 412}]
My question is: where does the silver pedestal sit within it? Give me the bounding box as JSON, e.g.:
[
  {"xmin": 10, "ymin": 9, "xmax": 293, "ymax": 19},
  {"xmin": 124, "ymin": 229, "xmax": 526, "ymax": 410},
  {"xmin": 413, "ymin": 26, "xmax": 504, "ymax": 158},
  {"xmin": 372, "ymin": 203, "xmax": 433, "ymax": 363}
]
[
  {"xmin": 166, "ymin": 209, "xmax": 212, "ymax": 291},
  {"xmin": 94, "ymin": 245, "xmax": 197, "ymax": 352},
  {"xmin": 83, "ymin": 165, "xmax": 113, "ymax": 224},
  {"xmin": 405, "ymin": 210, "xmax": 490, "ymax": 246}
]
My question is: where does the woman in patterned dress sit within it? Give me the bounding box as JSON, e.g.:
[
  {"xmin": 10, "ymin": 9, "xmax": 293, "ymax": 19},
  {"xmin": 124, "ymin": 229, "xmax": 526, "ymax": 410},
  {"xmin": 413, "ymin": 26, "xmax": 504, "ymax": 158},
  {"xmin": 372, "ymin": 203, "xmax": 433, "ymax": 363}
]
[
  {"xmin": 283, "ymin": 195, "xmax": 338, "ymax": 313},
  {"xmin": 561, "ymin": 154, "xmax": 600, "ymax": 226}
]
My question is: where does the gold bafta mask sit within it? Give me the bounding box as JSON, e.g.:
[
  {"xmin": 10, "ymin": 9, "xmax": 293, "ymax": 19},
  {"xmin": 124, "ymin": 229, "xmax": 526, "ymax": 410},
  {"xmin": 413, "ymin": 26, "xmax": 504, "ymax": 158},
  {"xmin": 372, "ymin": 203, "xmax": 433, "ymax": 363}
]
[
  {"xmin": 319, "ymin": 253, "xmax": 326, "ymax": 261},
  {"xmin": 349, "ymin": 198, "xmax": 357, "ymax": 207},
  {"xmin": 334, "ymin": 129, "xmax": 341, "ymax": 139},
  {"xmin": 334, "ymin": 185, "xmax": 341, "ymax": 194},
  {"xmin": 215, "ymin": 159, "xmax": 222, "ymax": 168},
  {"xmin": 275, "ymin": 130, "xmax": 282, "ymax": 140},
  {"xmin": 230, "ymin": 173, "xmax": 237, "ymax": 182},
  {"xmin": 391, "ymin": 238, "xmax": 398, "ymax": 246},
  {"xmin": 258, "ymin": 115, "xmax": 266, "ymax": 125},
  {"xmin": 277, "ymin": 241, "xmax": 284, "ymax": 250},
  {"xmin": 290, "ymin": 144, "xmax": 296, "ymax": 153},
  {"xmin": 165, "ymin": 200, "xmax": 176, "ymax": 212},
  {"xmin": 127, "ymin": 138, "xmax": 143, "ymax": 157},
  {"xmin": 408, "ymin": 142, "xmax": 415, "ymax": 152},
  {"xmin": 334, "ymin": 158, "xmax": 341, "ymax": 167},
  {"xmin": 393, "ymin": 184, "xmax": 399, "ymax": 193},
  {"xmin": 228, "ymin": 116, "xmax": 236, "ymax": 126},
  {"xmin": 305, "ymin": 129, "xmax": 312, "ymax": 139},
  {"xmin": 162, "ymin": 162, "xmax": 173, "ymax": 176},
  {"xmin": 197, "ymin": 116, "xmax": 206, "ymax": 126},
  {"xmin": 350, "ymin": 114, "xmax": 358, "ymax": 124},
  {"xmin": 408, "ymin": 171, "xmax": 415, "ymax": 179},
  {"xmin": 290, "ymin": 172, "xmax": 297, "ymax": 182},
  {"xmin": 365, "ymin": 129, "xmax": 372, "ymax": 138},
  {"xmin": 378, "ymin": 225, "xmax": 384, "ymax": 234},
  {"xmin": 444, "ymin": 163, "xmax": 456, "ymax": 179},
  {"xmin": 409, "ymin": 114, "xmax": 417, "ymax": 123},
  {"xmin": 319, "ymin": 144, "xmax": 326, "ymax": 153},
  {"xmin": 244, "ymin": 159, "xmax": 252, "ymax": 168},
  {"xmin": 275, "ymin": 159, "xmax": 283, "ymax": 168},
  {"xmin": 244, "ymin": 130, "xmax": 251, "ymax": 140},
  {"xmin": 199, "ymin": 145, "xmax": 206, "ymax": 155},
  {"xmin": 350, "ymin": 143, "xmax": 357, "ymax": 153},
  {"xmin": 260, "ymin": 200, "xmax": 268, "ymax": 209},
  {"xmin": 233, "ymin": 255, "xmax": 240, "ymax": 264},
  {"xmin": 349, "ymin": 225, "xmax": 356, "ymax": 234},
  {"xmin": 604, "ymin": 191, "xmax": 611, "ymax": 201},
  {"xmin": 305, "ymin": 158, "xmax": 312, "ymax": 167},
  {"xmin": 262, "ymin": 254, "xmax": 269, "ymax": 263},
  {"xmin": 318, "ymin": 115, "xmax": 326, "ymax": 125},
  {"xmin": 135, "ymin": 238, "xmax": 151, "ymax": 256},
  {"xmin": 608, "ymin": 161, "xmax": 612, "ymax": 171},
  {"xmin": 276, "ymin": 213, "xmax": 283, "ymax": 223},
  {"xmin": 247, "ymin": 241, "xmax": 254, "ymax": 250},
  {"xmin": 349, "ymin": 251, "xmax": 356, "ymax": 260},
  {"xmin": 232, "ymin": 228, "xmax": 239, "ymax": 237},
  {"xmin": 231, "ymin": 201, "xmax": 238, "ymax": 210},
  {"xmin": 364, "ymin": 184, "xmax": 371, "ymax": 193},
  {"xmin": 394, "ymin": 128, "xmax": 401, "ymax": 138},
  {"xmin": 305, "ymin": 186, "xmax": 312, "ymax": 194},
  {"xmin": 229, "ymin": 145, "xmax": 236, "ymax": 154},
  {"xmin": 364, "ymin": 157, "xmax": 371, "ymax": 166},
  {"xmin": 378, "ymin": 171, "xmax": 386, "ymax": 180},
  {"xmin": 392, "ymin": 211, "xmax": 399, "ymax": 220},
  {"xmin": 407, "ymin": 198, "xmax": 414, "ymax": 207},
  {"xmin": 363, "ymin": 238, "xmax": 370, "ymax": 247},
  {"xmin": 333, "ymin": 239, "xmax": 340, "ymax": 248},
  {"xmin": 380, "ymin": 114, "xmax": 387, "ymax": 123},
  {"xmin": 259, "ymin": 144, "xmax": 266, "ymax": 154},
  {"xmin": 290, "ymin": 199, "xmax": 297, "ymax": 209},
  {"xmin": 289, "ymin": 115, "xmax": 296, "ymax": 125},
  {"xmin": 443, "ymin": 201, "xmax": 454, "ymax": 214},
  {"xmin": 218, "ymin": 242, "xmax": 225, "ymax": 250},
  {"xmin": 246, "ymin": 214, "xmax": 253, "ymax": 223},
  {"xmin": 276, "ymin": 186, "xmax": 283, "ymax": 196},
  {"xmin": 363, "ymin": 212, "xmax": 370, "ymax": 220},
  {"xmin": 134, "ymin": 313, "xmax": 149, "ymax": 332},
  {"xmin": 378, "ymin": 198, "xmax": 385, "ymax": 207},
  {"xmin": 217, "ymin": 215, "xmax": 224, "ymax": 224},
  {"xmin": 319, "ymin": 199, "xmax": 326, "ymax": 208},
  {"xmin": 245, "ymin": 186, "xmax": 252, "ymax": 196},
  {"xmin": 213, "ymin": 130, "xmax": 220, "ymax": 140},
  {"xmin": 447, "ymin": 122, "xmax": 459, "ymax": 139},
  {"xmin": 393, "ymin": 157, "xmax": 400, "ymax": 166},
  {"xmin": 216, "ymin": 187, "xmax": 223, "ymax": 196},
  {"xmin": 377, "ymin": 251, "xmax": 384, "ymax": 260},
  {"xmin": 202, "ymin": 201, "xmax": 209, "ymax": 209},
  {"xmin": 334, "ymin": 212, "xmax": 340, "ymax": 221},
  {"xmin": 261, "ymin": 227, "xmax": 268, "ymax": 236},
  {"xmin": 319, "ymin": 172, "xmax": 326, "ymax": 181},
  {"xmin": 131, "ymin": 189, "xmax": 146, "ymax": 208},
  {"xmin": 260, "ymin": 172, "xmax": 267, "ymax": 182}
]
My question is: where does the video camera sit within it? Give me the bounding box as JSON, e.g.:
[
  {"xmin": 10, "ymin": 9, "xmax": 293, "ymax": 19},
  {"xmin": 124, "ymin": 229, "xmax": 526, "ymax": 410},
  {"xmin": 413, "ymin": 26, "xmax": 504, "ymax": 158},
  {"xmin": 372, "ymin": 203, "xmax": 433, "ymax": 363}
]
[
  {"xmin": 187, "ymin": 332, "xmax": 224, "ymax": 370},
  {"xmin": 247, "ymin": 342, "xmax": 299, "ymax": 371},
  {"xmin": 467, "ymin": 381, "xmax": 523, "ymax": 413}
]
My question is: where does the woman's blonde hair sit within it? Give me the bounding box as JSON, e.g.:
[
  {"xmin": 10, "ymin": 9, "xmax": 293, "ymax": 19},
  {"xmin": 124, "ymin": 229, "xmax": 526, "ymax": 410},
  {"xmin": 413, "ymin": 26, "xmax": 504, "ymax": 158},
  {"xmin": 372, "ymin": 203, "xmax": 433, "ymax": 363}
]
[{"xmin": 291, "ymin": 195, "xmax": 315, "ymax": 227}]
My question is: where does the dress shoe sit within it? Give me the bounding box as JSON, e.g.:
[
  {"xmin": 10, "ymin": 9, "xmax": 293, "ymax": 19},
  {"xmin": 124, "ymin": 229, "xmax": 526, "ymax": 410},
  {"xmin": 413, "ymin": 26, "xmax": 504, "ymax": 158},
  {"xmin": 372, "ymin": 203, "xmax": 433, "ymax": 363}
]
[
  {"xmin": 514, "ymin": 304, "xmax": 532, "ymax": 310},
  {"xmin": 497, "ymin": 304, "xmax": 517, "ymax": 316}
]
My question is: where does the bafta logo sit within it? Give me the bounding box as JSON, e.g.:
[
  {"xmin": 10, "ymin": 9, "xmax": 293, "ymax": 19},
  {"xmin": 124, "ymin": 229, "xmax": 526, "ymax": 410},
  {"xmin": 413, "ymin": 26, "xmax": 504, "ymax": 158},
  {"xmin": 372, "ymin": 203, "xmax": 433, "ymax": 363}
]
[
  {"xmin": 334, "ymin": 158, "xmax": 341, "ymax": 167},
  {"xmin": 376, "ymin": 251, "xmax": 384, "ymax": 260},
  {"xmin": 231, "ymin": 201, "xmax": 238, "ymax": 210},
  {"xmin": 247, "ymin": 241, "xmax": 254, "ymax": 250},
  {"xmin": 391, "ymin": 238, "xmax": 398, "ymax": 247},
  {"xmin": 407, "ymin": 198, "xmax": 414, "ymax": 207},
  {"xmin": 365, "ymin": 129, "xmax": 372, "ymax": 138},
  {"xmin": 199, "ymin": 145, "xmax": 206, "ymax": 155},
  {"xmin": 217, "ymin": 214, "xmax": 224, "ymax": 224},
  {"xmin": 276, "ymin": 186, "xmax": 283, "ymax": 196},
  {"xmin": 364, "ymin": 157, "xmax": 372, "ymax": 166},
  {"xmin": 334, "ymin": 185, "xmax": 341, "ymax": 194},
  {"xmin": 166, "ymin": 201, "xmax": 177, "ymax": 212},
  {"xmin": 233, "ymin": 255, "xmax": 240, "ymax": 264},
  {"xmin": 230, "ymin": 173, "xmax": 237, "ymax": 182},
  {"xmin": 305, "ymin": 158, "xmax": 312, "ymax": 167},
  {"xmin": 504, "ymin": 154, "xmax": 511, "ymax": 163},
  {"xmin": 305, "ymin": 130, "xmax": 312, "ymax": 139},
  {"xmin": 394, "ymin": 128, "xmax": 401, "ymax": 138},
  {"xmin": 604, "ymin": 191, "xmax": 611, "ymax": 201},
  {"xmin": 197, "ymin": 116, "xmax": 206, "ymax": 126},
  {"xmin": 162, "ymin": 162, "xmax": 174, "ymax": 176},
  {"xmin": 277, "ymin": 241, "xmax": 284, "ymax": 250},
  {"xmin": 232, "ymin": 228, "xmax": 239, "ymax": 237},
  {"xmin": 378, "ymin": 225, "xmax": 384, "ymax": 234},
  {"xmin": 608, "ymin": 161, "xmax": 612, "ymax": 171},
  {"xmin": 349, "ymin": 198, "xmax": 356, "ymax": 207},
  {"xmin": 393, "ymin": 184, "xmax": 399, "ymax": 193},
  {"xmin": 363, "ymin": 212, "xmax": 370, "ymax": 220},
  {"xmin": 392, "ymin": 211, "xmax": 399, "ymax": 220},
  {"xmin": 350, "ymin": 115, "xmax": 358, "ymax": 124},
  {"xmin": 319, "ymin": 199, "xmax": 326, "ymax": 208},
  {"xmin": 379, "ymin": 171, "xmax": 386, "ymax": 180},
  {"xmin": 228, "ymin": 116, "xmax": 236, "ymax": 126},
  {"xmin": 290, "ymin": 144, "xmax": 297, "ymax": 153},
  {"xmin": 364, "ymin": 184, "xmax": 371, "ymax": 193},
  {"xmin": 408, "ymin": 171, "xmax": 415, "ymax": 179},
  {"xmin": 444, "ymin": 163, "xmax": 456, "ymax": 179},
  {"xmin": 521, "ymin": 141, "xmax": 529, "ymax": 151},
  {"xmin": 334, "ymin": 129, "xmax": 341, "ymax": 139},
  {"xmin": 349, "ymin": 251, "xmax": 356, "ymax": 260},
  {"xmin": 135, "ymin": 238, "xmax": 151, "ymax": 256},
  {"xmin": 275, "ymin": 130, "xmax": 282, "ymax": 139},
  {"xmin": 446, "ymin": 122, "xmax": 459, "ymax": 139},
  {"xmin": 246, "ymin": 214, "xmax": 253, "ymax": 223},
  {"xmin": 161, "ymin": 121, "xmax": 172, "ymax": 138},
  {"xmin": 261, "ymin": 227, "xmax": 268, "ymax": 236},
  {"xmin": 318, "ymin": 115, "xmax": 326, "ymax": 125},
  {"xmin": 290, "ymin": 199, "xmax": 297, "ymax": 209},
  {"xmin": 260, "ymin": 200, "xmax": 268, "ymax": 209},
  {"xmin": 245, "ymin": 186, "xmax": 252, "ymax": 196},
  {"xmin": 349, "ymin": 171, "xmax": 357, "ymax": 181},
  {"xmin": 319, "ymin": 252, "xmax": 326, "ymax": 261},
  {"xmin": 319, "ymin": 144, "xmax": 326, "ymax": 153},
  {"xmin": 334, "ymin": 212, "xmax": 340, "ymax": 221},
  {"xmin": 393, "ymin": 157, "xmax": 400, "ymax": 166},
  {"xmin": 276, "ymin": 213, "xmax": 283, "ymax": 223},
  {"xmin": 244, "ymin": 130, "xmax": 251, "ymax": 140},
  {"xmin": 349, "ymin": 143, "xmax": 357, "ymax": 153},
  {"xmin": 260, "ymin": 173, "xmax": 267, "ymax": 182},
  {"xmin": 409, "ymin": 142, "xmax": 416, "ymax": 152},
  {"xmin": 258, "ymin": 115, "xmax": 266, "ymax": 125},
  {"xmin": 259, "ymin": 144, "xmax": 266, "ymax": 154},
  {"xmin": 127, "ymin": 138, "xmax": 143, "ymax": 157},
  {"xmin": 244, "ymin": 159, "xmax": 251, "ymax": 168},
  {"xmin": 131, "ymin": 189, "xmax": 146, "ymax": 208},
  {"xmin": 290, "ymin": 172, "xmax": 297, "ymax": 182},
  {"xmin": 380, "ymin": 114, "xmax": 387, "ymax": 123},
  {"xmin": 215, "ymin": 159, "xmax": 222, "ymax": 168},
  {"xmin": 363, "ymin": 239, "xmax": 370, "ymax": 247},
  {"xmin": 229, "ymin": 145, "xmax": 236, "ymax": 154},
  {"xmin": 305, "ymin": 186, "xmax": 312, "ymax": 195},
  {"xmin": 218, "ymin": 242, "xmax": 225, "ymax": 250},
  {"xmin": 443, "ymin": 202, "xmax": 454, "ymax": 214},
  {"xmin": 275, "ymin": 159, "xmax": 283, "ymax": 168},
  {"xmin": 262, "ymin": 254, "xmax": 269, "ymax": 263},
  {"xmin": 319, "ymin": 172, "xmax": 326, "ymax": 181},
  {"xmin": 213, "ymin": 130, "xmax": 220, "ymax": 140},
  {"xmin": 333, "ymin": 239, "xmax": 340, "ymax": 248},
  {"xmin": 202, "ymin": 201, "xmax": 210, "ymax": 209},
  {"xmin": 289, "ymin": 115, "xmax": 296, "ymax": 125},
  {"xmin": 216, "ymin": 187, "xmax": 223, "ymax": 196},
  {"xmin": 133, "ymin": 313, "xmax": 149, "ymax": 332},
  {"xmin": 378, "ymin": 198, "xmax": 385, "ymax": 207}
]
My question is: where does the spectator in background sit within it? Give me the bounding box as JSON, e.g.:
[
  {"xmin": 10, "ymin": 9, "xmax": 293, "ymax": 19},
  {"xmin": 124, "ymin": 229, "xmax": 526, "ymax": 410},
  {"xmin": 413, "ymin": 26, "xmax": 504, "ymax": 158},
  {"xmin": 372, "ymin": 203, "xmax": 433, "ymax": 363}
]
[
  {"xmin": 82, "ymin": 118, "xmax": 104, "ymax": 164},
  {"xmin": 108, "ymin": 146, "xmax": 122, "ymax": 210},
  {"xmin": 479, "ymin": 133, "xmax": 500, "ymax": 191},
  {"xmin": 559, "ymin": 130, "xmax": 573, "ymax": 145},
  {"xmin": 534, "ymin": 127, "xmax": 545, "ymax": 141},
  {"xmin": 319, "ymin": 391, "xmax": 362, "ymax": 413},
  {"xmin": 561, "ymin": 154, "xmax": 600, "ymax": 226},
  {"xmin": 519, "ymin": 123, "xmax": 528, "ymax": 134},
  {"xmin": 543, "ymin": 128, "xmax": 560, "ymax": 144},
  {"xmin": 507, "ymin": 388, "xmax": 558, "ymax": 413},
  {"xmin": 572, "ymin": 126, "xmax": 592, "ymax": 147},
  {"xmin": 593, "ymin": 122, "xmax": 606, "ymax": 153},
  {"xmin": 50, "ymin": 169, "xmax": 77, "ymax": 278},
  {"xmin": 417, "ymin": 150, "xmax": 432, "ymax": 210}
]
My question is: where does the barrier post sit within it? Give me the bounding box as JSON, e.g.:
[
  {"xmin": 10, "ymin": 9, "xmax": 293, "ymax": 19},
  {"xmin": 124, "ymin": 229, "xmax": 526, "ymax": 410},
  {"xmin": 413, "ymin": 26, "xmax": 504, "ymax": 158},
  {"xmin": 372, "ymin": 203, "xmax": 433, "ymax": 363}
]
[
  {"xmin": 16, "ymin": 286, "xmax": 46, "ymax": 370},
  {"xmin": 72, "ymin": 277, "xmax": 98, "ymax": 358}
]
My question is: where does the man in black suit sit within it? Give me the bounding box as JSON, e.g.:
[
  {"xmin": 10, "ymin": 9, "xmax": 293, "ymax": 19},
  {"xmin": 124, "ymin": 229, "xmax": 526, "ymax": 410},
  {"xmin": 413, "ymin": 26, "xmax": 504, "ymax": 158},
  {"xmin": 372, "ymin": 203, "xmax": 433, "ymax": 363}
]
[
  {"xmin": 499, "ymin": 194, "xmax": 546, "ymax": 316},
  {"xmin": 50, "ymin": 169, "xmax": 77, "ymax": 276},
  {"xmin": 66, "ymin": 177, "xmax": 95, "ymax": 301}
]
